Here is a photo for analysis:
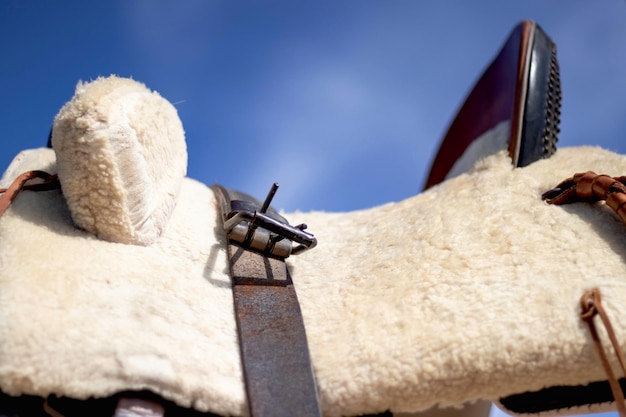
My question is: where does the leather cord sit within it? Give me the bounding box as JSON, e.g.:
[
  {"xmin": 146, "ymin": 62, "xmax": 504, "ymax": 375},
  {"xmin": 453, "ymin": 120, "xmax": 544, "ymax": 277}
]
[
  {"xmin": 0, "ymin": 170, "xmax": 60, "ymax": 218},
  {"xmin": 580, "ymin": 289, "xmax": 626, "ymax": 417}
]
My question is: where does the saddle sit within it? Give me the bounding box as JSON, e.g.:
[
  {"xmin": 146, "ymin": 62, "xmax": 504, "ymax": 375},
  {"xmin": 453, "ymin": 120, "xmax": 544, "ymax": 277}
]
[{"xmin": 2, "ymin": 20, "xmax": 626, "ymax": 417}]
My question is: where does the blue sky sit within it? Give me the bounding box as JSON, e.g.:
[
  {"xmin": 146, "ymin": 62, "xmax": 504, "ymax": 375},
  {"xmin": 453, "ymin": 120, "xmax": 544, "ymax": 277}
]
[{"xmin": 1, "ymin": 2, "xmax": 626, "ymax": 416}]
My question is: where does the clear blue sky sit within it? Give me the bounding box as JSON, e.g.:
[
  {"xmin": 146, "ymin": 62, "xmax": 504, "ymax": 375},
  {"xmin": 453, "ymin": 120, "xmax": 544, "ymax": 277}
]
[{"xmin": 2, "ymin": 2, "xmax": 626, "ymax": 416}]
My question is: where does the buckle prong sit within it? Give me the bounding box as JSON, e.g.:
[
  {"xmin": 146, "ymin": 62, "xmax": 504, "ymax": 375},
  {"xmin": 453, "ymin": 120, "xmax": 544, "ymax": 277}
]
[{"xmin": 260, "ymin": 182, "xmax": 279, "ymax": 214}]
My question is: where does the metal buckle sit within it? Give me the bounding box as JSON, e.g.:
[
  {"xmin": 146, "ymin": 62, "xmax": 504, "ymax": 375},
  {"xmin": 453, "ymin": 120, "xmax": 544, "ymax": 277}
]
[{"xmin": 220, "ymin": 183, "xmax": 317, "ymax": 259}]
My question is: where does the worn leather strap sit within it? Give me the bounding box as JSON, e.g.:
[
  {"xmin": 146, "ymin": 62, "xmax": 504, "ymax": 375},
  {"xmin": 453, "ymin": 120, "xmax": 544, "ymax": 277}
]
[{"xmin": 214, "ymin": 185, "xmax": 322, "ymax": 417}]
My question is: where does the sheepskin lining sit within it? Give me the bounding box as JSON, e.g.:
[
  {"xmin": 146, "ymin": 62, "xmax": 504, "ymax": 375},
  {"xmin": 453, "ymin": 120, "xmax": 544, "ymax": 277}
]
[{"xmin": 3, "ymin": 146, "xmax": 626, "ymax": 416}]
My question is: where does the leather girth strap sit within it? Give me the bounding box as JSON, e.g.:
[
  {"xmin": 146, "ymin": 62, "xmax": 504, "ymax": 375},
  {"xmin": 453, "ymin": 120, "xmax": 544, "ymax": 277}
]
[{"xmin": 213, "ymin": 184, "xmax": 322, "ymax": 417}]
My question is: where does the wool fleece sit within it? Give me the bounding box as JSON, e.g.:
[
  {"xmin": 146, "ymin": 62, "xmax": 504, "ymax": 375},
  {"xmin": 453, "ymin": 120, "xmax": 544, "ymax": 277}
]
[
  {"xmin": 1, "ymin": 77, "xmax": 626, "ymax": 417},
  {"xmin": 51, "ymin": 76, "xmax": 187, "ymax": 246}
]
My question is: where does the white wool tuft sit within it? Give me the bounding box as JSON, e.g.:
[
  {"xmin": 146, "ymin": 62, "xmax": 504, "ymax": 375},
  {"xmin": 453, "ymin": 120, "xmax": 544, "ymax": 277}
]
[{"xmin": 51, "ymin": 75, "xmax": 187, "ymax": 245}]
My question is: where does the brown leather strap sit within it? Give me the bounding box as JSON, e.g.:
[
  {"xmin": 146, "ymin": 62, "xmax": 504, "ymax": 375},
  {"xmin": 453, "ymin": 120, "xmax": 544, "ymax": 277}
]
[
  {"xmin": 214, "ymin": 185, "xmax": 322, "ymax": 417},
  {"xmin": 543, "ymin": 171, "xmax": 626, "ymax": 225},
  {"xmin": 580, "ymin": 289, "xmax": 626, "ymax": 417},
  {"xmin": 0, "ymin": 170, "xmax": 60, "ymax": 218}
]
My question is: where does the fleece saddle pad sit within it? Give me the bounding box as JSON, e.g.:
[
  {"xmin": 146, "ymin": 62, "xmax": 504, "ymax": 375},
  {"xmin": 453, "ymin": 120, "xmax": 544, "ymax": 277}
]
[{"xmin": 2, "ymin": 145, "xmax": 626, "ymax": 416}]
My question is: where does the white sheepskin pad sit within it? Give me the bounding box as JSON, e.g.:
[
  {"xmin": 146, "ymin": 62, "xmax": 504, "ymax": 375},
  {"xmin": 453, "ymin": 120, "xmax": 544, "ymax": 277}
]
[
  {"xmin": 1, "ymin": 146, "xmax": 626, "ymax": 416},
  {"xmin": 51, "ymin": 76, "xmax": 187, "ymax": 245}
]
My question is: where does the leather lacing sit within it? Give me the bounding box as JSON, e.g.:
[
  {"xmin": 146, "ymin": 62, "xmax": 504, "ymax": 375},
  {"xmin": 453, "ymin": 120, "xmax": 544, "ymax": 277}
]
[
  {"xmin": 0, "ymin": 170, "xmax": 59, "ymax": 218},
  {"xmin": 580, "ymin": 289, "xmax": 626, "ymax": 417},
  {"xmin": 542, "ymin": 171, "xmax": 626, "ymax": 223},
  {"xmin": 544, "ymin": 172, "xmax": 626, "ymax": 415}
]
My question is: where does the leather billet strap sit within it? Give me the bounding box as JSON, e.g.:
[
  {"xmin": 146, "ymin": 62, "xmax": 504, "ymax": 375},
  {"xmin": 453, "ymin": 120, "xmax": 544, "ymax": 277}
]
[{"xmin": 213, "ymin": 184, "xmax": 322, "ymax": 417}]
